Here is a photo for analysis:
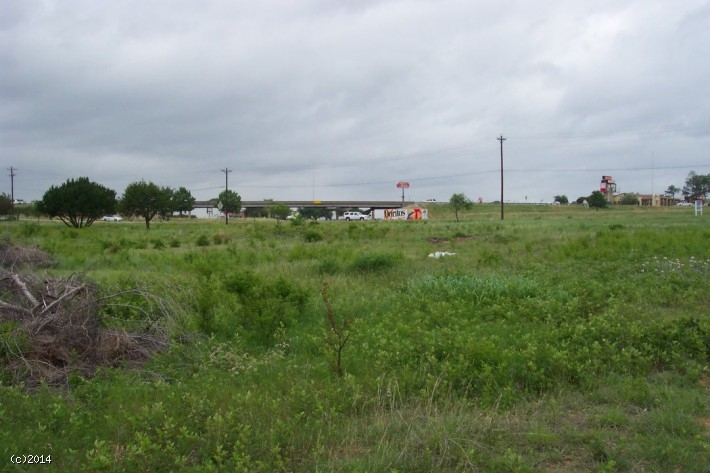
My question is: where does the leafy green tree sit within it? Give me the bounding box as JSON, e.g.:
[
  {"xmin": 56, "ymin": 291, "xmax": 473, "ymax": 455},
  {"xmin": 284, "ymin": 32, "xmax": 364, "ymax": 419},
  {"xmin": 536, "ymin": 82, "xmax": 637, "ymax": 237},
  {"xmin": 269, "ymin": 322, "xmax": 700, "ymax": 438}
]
[
  {"xmin": 0, "ymin": 193, "xmax": 13, "ymax": 218},
  {"xmin": 172, "ymin": 187, "xmax": 195, "ymax": 217},
  {"xmin": 120, "ymin": 180, "xmax": 174, "ymax": 229},
  {"xmin": 244, "ymin": 207, "xmax": 268, "ymax": 218},
  {"xmin": 587, "ymin": 190, "xmax": 608, "ymax": 209},
  {"xmin": 297, "ymin": 207, "xmax": 332, "ymax": 220},
  {"xmin": 449, "ymin": 193, "xmax": 473, "ymax": 222},
  {"xmin": 664, "ymin": 185, "xmax": 680, "ymax": 197},
  {"xmin": 681, "ymin": 171, "xmax": 710, "ymax": 201},
  {"xmin": 218, "ymin": 189, "xmax": 242, "ymax": 217},
  {"xmin": 553, "ymin": 195, "xmax": 569, "ymax": 205},
  {"xmin": 269, "ymin": 203, "xmax": 291, "ymax": 220},
  {"xmin": 23, "ymin": 202, "xmax": 44, "ymax": 220},
  {"xmin": 36, "ymin": 177, "xmax": 116, "ymax": 228}
]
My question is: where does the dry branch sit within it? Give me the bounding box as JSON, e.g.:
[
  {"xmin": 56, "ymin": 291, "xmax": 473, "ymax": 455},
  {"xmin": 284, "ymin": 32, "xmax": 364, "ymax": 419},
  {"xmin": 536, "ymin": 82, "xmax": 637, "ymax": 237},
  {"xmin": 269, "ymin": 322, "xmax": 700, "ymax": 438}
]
[
  {"xmin": 0, "ymin": 266, "xmax": 171, "ymax": 389},
  {"xmin": 0, "ymin": 241, "xmax": 54, "ymax": 269},
  {"xmin": 8, "ymin": 273, "xmax": 40, "ymax": 307}
]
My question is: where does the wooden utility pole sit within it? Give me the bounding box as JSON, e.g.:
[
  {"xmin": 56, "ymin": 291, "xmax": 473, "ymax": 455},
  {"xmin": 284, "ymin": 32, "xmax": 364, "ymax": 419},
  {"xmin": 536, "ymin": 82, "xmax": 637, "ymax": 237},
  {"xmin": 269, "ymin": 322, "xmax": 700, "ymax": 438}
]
[
  {"xmin": 222, "ymin": 168, "xmax": 232, "ymax": 225},
  {"xmin": 8, "ymin": 167, "xmax": 16, "ymax": 204},
  {"xmin": 497, "ymin": 135, "xmax": 506, "ymax": 220}
]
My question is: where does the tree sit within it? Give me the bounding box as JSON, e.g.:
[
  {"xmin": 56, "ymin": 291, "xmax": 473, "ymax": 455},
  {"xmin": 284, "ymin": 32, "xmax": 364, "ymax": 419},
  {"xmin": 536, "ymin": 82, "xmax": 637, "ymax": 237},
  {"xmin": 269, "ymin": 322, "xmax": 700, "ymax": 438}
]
[
  {"xmin": 587, "ymin": 190, "xmax": 608, "ymax": 209},
  {"xmin": 0, "ymin": 193, "xmax": 13, "ymax": 218},
  {"xmin": 269, "ymin": 203, "xmax": 291, "ymax": 220},
  {"xmin": 120, "ymin": 180, "xmax": 174, "ymax": 229},
  {"xmin": 553, "ymin": 195, "xmax": 569, "ymax": 205},
  {"xmin": 619, "ymin": 193, "xmax": 640, "ymax": 205},
  {"xmin": 664, "ymin": 185, "xmax": 680, "ymax": 197},
  {"xmin": 218, "ymin": 189, "xmax": 242, "ymax": 216},
  {"xmin": 244, "ymin": 207, "xmax": 268, "ymax": 218},
  {"xmin": 172, "ymin": 187, "xmax": 195, "ymax": 217},
  {"xmin": 449, "ymin": 193, "xmax": 473, "ymax": 222},
  {"xmin": 681, "ymin": 172, "xmax": 710, "ymax": 201},
  {"xmin": 298, "ymin": 207, "xmax": 332, "ymax": 220},
  {"xmin": 36, "ymin": 177, "xmax": 116, "ymax": 228}
]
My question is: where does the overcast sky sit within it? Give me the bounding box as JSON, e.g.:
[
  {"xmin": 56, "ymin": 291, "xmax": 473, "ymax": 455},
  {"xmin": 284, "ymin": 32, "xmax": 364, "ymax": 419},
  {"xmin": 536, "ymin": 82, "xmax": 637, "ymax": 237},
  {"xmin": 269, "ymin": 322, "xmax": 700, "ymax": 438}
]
[{"xmin": 2, "ymin": 0, "xmax": 709, "ymax": 204}]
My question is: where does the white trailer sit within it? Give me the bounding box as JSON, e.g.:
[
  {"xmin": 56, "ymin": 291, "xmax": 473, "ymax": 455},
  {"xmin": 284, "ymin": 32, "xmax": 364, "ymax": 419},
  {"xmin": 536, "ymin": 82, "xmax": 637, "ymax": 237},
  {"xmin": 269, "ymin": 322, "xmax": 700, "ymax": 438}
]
[{"xmin": 371, "ymin": 207, "xmax": 428, "ymax": 221}]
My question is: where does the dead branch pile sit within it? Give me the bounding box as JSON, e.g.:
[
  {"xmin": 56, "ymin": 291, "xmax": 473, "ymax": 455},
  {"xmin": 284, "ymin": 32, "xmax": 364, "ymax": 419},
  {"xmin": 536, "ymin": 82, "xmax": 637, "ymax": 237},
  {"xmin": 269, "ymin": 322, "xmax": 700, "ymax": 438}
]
[
  {"xmin": 0, "ymin": 270, "xmax": 168, "ymax": 388},
  {"xmin": 0, "ymin": 240, "xmax": 54, "ymax": 269}
]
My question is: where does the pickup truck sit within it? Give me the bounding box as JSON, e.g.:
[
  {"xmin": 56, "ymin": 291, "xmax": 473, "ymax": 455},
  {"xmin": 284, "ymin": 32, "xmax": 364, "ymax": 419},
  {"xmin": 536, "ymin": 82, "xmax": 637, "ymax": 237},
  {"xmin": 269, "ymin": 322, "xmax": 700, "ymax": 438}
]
[{"xmin": 342, "ymin": 211, "xmax": 368, "ymax": 221}]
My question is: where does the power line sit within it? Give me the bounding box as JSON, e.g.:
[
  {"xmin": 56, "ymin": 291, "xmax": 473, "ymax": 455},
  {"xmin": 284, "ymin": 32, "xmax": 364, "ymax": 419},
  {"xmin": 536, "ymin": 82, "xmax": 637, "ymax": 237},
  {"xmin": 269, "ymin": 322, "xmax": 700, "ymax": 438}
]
[{"xmin": 218, "ymin": 163, "xmax": 709, "ymax": 190}]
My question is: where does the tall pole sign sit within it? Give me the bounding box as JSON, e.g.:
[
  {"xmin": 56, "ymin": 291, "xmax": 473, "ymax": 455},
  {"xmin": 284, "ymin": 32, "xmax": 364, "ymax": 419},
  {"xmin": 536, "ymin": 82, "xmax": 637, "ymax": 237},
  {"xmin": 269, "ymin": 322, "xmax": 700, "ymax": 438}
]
[
  {"xmin": 497, "ymin": 135, "xmax": 506, "ymax": 220},
  {"xmin": 396, "ymin": 181, "xmax": 410, "ymax": 203}
]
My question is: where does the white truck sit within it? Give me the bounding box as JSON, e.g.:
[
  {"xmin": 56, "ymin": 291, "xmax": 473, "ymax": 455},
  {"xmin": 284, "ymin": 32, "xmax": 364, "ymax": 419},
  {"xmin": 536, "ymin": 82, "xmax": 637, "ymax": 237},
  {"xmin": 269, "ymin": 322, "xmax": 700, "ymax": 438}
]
[{"xmin": 341, "ymin": 211, "xmax": 369, "ymax": 221}]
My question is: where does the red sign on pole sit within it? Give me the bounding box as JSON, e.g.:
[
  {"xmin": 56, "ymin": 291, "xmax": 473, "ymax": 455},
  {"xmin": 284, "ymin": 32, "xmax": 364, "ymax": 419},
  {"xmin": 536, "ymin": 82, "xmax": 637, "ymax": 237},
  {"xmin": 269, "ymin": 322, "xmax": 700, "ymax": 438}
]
[{"xmin": 396, "ymin": 181, "xmax": 410, "ymax": 189}]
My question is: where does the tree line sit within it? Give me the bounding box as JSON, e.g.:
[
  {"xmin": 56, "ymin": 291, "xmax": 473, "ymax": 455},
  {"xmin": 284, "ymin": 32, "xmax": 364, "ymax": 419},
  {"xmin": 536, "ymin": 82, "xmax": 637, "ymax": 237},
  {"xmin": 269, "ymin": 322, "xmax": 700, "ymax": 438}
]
[
  {"xmin": 2, "ymin": 177, "xmax": 241, "ymax": 229},
  {"xmin": 3, "ymin": 171, "xmax": 708, "ymax": 226}
]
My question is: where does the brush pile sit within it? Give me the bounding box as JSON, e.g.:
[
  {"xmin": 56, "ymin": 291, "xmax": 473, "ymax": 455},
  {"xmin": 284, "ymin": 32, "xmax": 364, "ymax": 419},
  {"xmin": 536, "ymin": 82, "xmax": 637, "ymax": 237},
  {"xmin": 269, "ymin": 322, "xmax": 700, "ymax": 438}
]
[{"xmin": 0, "ymin": 242, "xmax": 169, "ymax": 388}]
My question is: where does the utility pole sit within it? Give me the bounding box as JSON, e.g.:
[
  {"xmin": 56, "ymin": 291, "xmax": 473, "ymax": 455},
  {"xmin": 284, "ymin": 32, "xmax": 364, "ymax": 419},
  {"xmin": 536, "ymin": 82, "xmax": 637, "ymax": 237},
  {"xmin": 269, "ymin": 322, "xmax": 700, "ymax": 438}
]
[
  {"xmin": 497, "ymin": 135, "xmax": 506, "ymax": 220},
  {"xmin": 222, "ymin": 168, "xmax": 232, "ymax": 225},
  {"xmin": 8, "ymin": 167, "xmax": 16, "ymax": 203}
]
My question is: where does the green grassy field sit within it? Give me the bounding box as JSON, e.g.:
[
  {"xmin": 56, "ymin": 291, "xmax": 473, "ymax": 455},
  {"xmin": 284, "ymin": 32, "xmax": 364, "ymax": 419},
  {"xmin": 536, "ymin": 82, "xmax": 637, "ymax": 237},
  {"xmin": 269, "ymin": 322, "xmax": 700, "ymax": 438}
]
[{"xmin": 1, "ymin": 204, "xmax": 709, "ymax": 472}]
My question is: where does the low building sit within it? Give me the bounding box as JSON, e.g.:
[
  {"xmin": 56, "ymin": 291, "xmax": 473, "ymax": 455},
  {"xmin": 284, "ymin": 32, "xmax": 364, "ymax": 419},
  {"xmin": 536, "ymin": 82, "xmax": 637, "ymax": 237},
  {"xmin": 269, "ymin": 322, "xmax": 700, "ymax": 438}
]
[{"xmin": 612, "ymin": 194, "xmax": 680, "ymax": 206}]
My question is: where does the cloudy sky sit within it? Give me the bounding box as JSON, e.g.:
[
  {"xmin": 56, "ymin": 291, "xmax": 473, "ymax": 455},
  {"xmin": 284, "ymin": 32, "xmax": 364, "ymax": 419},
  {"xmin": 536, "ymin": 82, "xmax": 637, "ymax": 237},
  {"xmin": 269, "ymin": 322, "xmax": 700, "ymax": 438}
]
[{"xmin": 2, "ymin": 0, "xmax": 709, "ymax": 204}]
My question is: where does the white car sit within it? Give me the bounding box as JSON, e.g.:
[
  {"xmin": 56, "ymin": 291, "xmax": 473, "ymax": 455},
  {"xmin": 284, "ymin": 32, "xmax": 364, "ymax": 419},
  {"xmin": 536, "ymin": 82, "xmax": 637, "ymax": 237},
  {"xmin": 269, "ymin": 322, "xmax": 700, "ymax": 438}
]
[
  {"xmin": 342, "ymin": 211, "xmax": 368, "ymax": 221},
  {"xmin": 102, "ymin": 215, "xmax": 123, "ymax": 222},
  {"xmin": 676, "ymin": 201, "xmax": 692, "ymax": 206}
]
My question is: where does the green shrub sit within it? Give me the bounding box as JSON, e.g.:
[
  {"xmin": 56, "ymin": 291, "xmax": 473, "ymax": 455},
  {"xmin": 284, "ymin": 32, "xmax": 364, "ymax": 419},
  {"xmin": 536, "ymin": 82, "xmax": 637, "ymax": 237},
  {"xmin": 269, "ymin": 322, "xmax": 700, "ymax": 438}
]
[
  {"xmin": 303, "ymin": 229, "xmax": 323, "ymax": 242},
  {"xmin": 19, "ymin": 222, "xmax": 42, "ymax": 237},
  {"xmin": 223, "ymin": 271, "xmax": 309, "ymax": 345},
  {"xmin": 350, "ymin": 252, "xmax": 403, "ymax": 272},
  {"xmin": 316, "ymin": 255, "xmax": 340, "ymax": 275},
  {"xmin": 196, "ymin": 234, "xmax": 210, "ymax": 247}
]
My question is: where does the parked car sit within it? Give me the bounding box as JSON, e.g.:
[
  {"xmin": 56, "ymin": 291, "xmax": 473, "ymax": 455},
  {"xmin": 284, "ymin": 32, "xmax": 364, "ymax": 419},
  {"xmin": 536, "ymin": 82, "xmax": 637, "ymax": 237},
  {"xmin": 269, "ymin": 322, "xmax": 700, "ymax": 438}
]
[
  {"xmin": 102, "ymin": 215, "xmax": 123, "ymax": 222},
  {"xmin": 676, "ymin": 201, "xmax": 692, "ymax": 206},
  {"xmin": 342, "ymin": 211, "xmax": 368, "ymax": 221}
]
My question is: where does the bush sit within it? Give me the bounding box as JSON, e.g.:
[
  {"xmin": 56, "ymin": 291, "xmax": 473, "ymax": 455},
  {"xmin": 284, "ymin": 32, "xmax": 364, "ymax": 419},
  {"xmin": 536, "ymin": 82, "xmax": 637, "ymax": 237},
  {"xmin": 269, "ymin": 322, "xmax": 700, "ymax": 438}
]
[
  {"xmin": 223, "ymin": 271, "xmax": 309, "ymax": 345},
  {"xmin": 350, "ymin": 252, "xmax": 403, "ymax": 272},
  {"xmin": 213, "ymin": 232, "xmax": 230, "ymax": 245},
  {"xmin": 196, "ymin": 234, "xmax": 210, "ymax": 247},
  {"xmin": 304, "ymin": 229, "xmax": 323, "ymax": 242},
  {"xmin": 316, "ymin": 256, "xmax": 340, "ymax": 275}
]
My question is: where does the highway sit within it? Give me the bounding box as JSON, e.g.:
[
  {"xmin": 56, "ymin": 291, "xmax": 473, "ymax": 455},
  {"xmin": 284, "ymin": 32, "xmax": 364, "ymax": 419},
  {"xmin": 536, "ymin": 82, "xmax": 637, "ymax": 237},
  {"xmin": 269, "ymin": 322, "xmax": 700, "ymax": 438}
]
[{"xmin": 193, "ymin": 200, "xmax": 413, "ymax": 209}]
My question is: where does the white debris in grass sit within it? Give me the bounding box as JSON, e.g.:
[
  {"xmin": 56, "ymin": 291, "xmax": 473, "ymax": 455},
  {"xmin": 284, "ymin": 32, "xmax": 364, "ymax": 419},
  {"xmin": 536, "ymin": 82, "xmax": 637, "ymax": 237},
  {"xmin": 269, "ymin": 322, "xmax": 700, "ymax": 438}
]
[{"xmin": 428, "ymin": 251, "xmax": 456, "ymax": 259}]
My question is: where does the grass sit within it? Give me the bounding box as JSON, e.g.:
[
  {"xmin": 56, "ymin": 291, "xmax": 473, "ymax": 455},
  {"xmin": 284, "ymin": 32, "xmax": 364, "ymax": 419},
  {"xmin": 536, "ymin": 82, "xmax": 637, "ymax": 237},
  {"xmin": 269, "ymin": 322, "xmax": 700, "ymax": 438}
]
[{"xmin": 1, "ymin": 204, "xmax": 708, "ymax": 472}]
